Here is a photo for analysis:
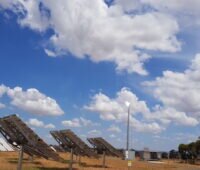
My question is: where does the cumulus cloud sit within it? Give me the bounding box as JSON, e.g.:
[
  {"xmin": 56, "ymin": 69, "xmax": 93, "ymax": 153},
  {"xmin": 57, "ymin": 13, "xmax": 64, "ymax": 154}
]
[
  {"xmin": 116, "ymin": 0, "xmax": 200, "ymax": 27},
  {"xmin": 85, "ymin": 87, "xmax": 150, "ymax": 120},
  {"xmin": 131, "ymin": 117, "xmax": 165, "ymax": 133},
  {"xmin": 114, "ymin": 0, "xmax": 141, "ymax": 11},
  {"xmin": 62, "ymin": 118, "xmax": 81, "ymax": 128},
  {"xmin": 44, "ymin": 123, "xmax": 56, "ymax": 129},
  {"xmin": 0, "ymin": 103, "xmax": 5, "ymax": 109},
  {"xmin": 0, "ymin": 85, "xmax": 64, "ymax": 116},
  {"xmin": 141, "ymin": 0, "xmax": 200, "ymax": 16},
  {"xmin": 0, "ymin": 0, "xmax": 181, "ymax": 75},
  {"xmin": 110, "ymin": 134, "xmax": 116, "ymax": 138},
  {"xmin": 7, "ymin": 87, "xmax": 64, "ymax": 116},
  {"xmin": 0, "ymin": 85, "xmax": 8, "ymax": 97},
  {"xmin": 80, "ymin": 117, "xmax": 99, "ymax": 126},
  {"xmin": 149, "ymin": 107, "xmax": 199, "ymax": 126},
  {"xmin": 88, "ymin": 129, "xmax": 102, "ymax": 136},
  {"xmin": 174, "ymin": 133, "xmax": 199, "ymax": 143},
  {"xmin": 85, "ymin": 85, "xmax": 199, "ymax": 132},
  {"xmin": 107, "ymin": 125, "xmax": 121, "ymax": 133},
  {"xmin": 143, "ymin": 53, "xmax": 200, "ymax": 124},
  {"xmin": 62, "ymin": 117, "xmax": 98, "ymax": 128},
  {"xmin": 85, "ymin": 87, "xmax": 164, "ymax": 133},
  {"xmin": 27, "ymin": 118, "xmax": 55, "ymax": 129},
  {"xmin": 27, "ymin": 118, "xmax": 44, "ymax": 127},
  {"xmin": 44, "ymin": 49, "xmax": 57, "ymax": 57},
  {"xmin": 0, "ymin": 0, "xmax": 49, "ymax": 31}
]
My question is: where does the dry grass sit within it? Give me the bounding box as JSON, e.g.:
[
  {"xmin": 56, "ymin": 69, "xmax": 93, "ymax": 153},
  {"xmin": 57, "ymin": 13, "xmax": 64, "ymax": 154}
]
[{"xmin": 0, "ymin": 151, "xmax": 199, "ymax": 170}]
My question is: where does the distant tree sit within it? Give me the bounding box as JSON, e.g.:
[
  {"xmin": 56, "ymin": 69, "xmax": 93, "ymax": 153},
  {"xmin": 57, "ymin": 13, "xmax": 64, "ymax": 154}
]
[
  {"xmin": 178, "ymin": 141, "xmax": 200, "ymax": 164},
  {"xmin": 195, "ymin": 140, "xmax": 200, "ymax": 156},
  {"xmin": 189, "ymin": 142, "xmax": 198, "ymax": 163},
  {"xmin": 196, "ymin": 140, "xmax": 200, "ymax": 150},
  {"xmin": 179, "ymin": 144, "xmax": 188, "ymax": 153},
  {"xmin": 188, "ymin": 142, "xmax": 196, "ymax": 152},
  {"xmin": 178, "ymin": 144, "xmax": 188, "ymax": 161},
  {"xmin": 161, "ymin": 152, "xmax": 168, "ymax": 159},
  {"xmin": 169, "ymin": 150, "xmax": 179, "ymax": 159}
]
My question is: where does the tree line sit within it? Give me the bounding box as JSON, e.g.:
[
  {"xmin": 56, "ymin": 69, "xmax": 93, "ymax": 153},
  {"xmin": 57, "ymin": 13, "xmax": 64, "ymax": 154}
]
[{"xmin": 178, "ymin": 139, "xmax": 200, "ymax": 163}]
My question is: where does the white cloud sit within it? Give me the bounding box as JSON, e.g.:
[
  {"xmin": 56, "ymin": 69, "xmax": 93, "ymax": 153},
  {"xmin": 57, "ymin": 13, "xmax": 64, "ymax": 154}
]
[
  {"xmin": 130, "ymin": 117, "xmax": 164, "ymax": 133},
  {"xmin": 45, "ymin": 123, "xmax": 55, "ymax": 129},
  {"xmin": 131, "ymin": 0, "xmax": 200, "ymax": 28},
  {"xmin": 0, "ymin": 0, "xmax": 16, "ymax": 9},
  {"xmin": 80, "ymin": 117, "xmax": 99, "ymax": 126},
  {"xmin": 0, "ymin": 85, "xmax": 64, "ymax": 116},
  {"xmin": 149, "ymin": 107, "xmax": 199, "ymax": 126},
  {"xmin": 62, "ymin": 117, "xmax": 98, "ymax": 128},
  {"xmin": 0, "ymin": 0, "xmax": 181, "ymax": 75},
  {"xmin": 62, "ymin": 118, "xmax": 81, "ymax": 128},
  {"xmin": 85, "ymin": 85, "xmax": 199, "ymax": 132},
  {"xmin": 174, "ymin": 133, "xmax": 198, "ymax": 143},
  {"xmin": 114, "ymin": 0, "xmax": 141, "ymax": 12},
  {"xmin": 7, "ymin": 86, "xmax": 64, "ymax": 116},
  {"xmin": 88, "ymin": 129, "xmax": 102, "ymax": 136},
  {"xmin": 143, "ymin": 53, "xmax": 200, "ymax": 124},
  {"xmin": 44, "ymin": 49, "xmax": 57, "ymax": 57},
  {"xmin": 27, "ymin": 118, "xmax": 55, "ymax": 129},
  {"xmin": 107, "ymin": 125, "xmax": 121, "ymax": 133},
  {"xmin": 0, "ymin": 103, "xmax": 5, "ymax": 109},
  {"xmin": 141, "ymin": 0, "xmax": 200, "ymax": 16},
  {"xmin": 0, "ymin": 85, "xmax": 8, "ymax": 97},
  {"xmin": 28, "ymin": 118, "xmax": 44, "ymax": 127},
  {"xmin": 110, "ymin": 134, "xmax": 116, "ymax": 138},
  {"xmin": 85, "ymin": 87, "xmax": 164, "ymax": 133},
  {"xmin": 0, "ymin": 0, "xmax": 49, "ymax": 31},
  {"xmin": 85, "ymin": 87, "xmax": 150, "ymax": 120}
]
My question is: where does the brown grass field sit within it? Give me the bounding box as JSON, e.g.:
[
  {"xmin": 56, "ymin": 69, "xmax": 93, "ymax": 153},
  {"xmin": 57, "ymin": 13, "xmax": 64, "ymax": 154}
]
[{"xmin": 0, "ymin": 151, "xmax": 199, "ymax": 170}]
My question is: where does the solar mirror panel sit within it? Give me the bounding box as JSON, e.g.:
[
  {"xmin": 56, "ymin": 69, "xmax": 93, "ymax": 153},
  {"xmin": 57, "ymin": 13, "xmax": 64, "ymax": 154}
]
[
  {"xmin": 50, "ymin": 130, "xmax": 72, "ymax": 152},
  {"xmin": 51, "ymin": 129, "xmax": 98, "ymax": 158},
  {"xmin": 50, "ymin": 145, "xmax": 65, "ymax": 152},
  {"xmin": 51, "ymin": 130, "xmax": 86, "ymax": 156},
  {"xmin": 60, "ymin": 129, "xmax": 98, "ymax": 158},
  {"xmin": 0, "ymin": 114, "xmax": 61, "ymax": 161},
  {"xmin": 88, "ymin": 137, "xmax": 123, "ymax": 158},
  {"xmin": 51, "ymin": 129, "xmax": 99, "ymax": 170}
]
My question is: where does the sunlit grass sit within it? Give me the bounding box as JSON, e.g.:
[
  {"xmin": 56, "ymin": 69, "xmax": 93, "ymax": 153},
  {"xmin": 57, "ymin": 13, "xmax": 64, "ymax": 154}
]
[{"xmin": 0, "ymin": 151, "xmax": 199, "ymax": 170}]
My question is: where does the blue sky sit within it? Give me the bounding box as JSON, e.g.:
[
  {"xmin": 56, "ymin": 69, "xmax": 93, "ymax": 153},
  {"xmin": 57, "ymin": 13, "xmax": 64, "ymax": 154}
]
[{"xmin": 0, "ymin": 0, "xmax": 200, "ymax": 151}]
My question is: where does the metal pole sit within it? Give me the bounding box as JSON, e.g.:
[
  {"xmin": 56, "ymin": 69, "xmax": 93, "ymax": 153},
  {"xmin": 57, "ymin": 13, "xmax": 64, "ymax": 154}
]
[
  {"xmin": 102, "ymin": 150, "xmax": 106, "ymax": 168},
  {"xmin": 17, "ymin": 145, "xmax": 24, "ymax": 170},
  {"xmin": 126, "ymin": 105, "xmax": 130, "ymax": 151},
  {"xmin": 28, "ymin": 155, "xmax": 34, "ymax": 162},
  {"xmin": 69, "ymin": 148, "xmax": 74, "ymax": 170},
  {"xmin": 78, "ymin": 155, "xmax": 81, "ymax": 166},
  {"xmin": 126, "ymin": 105, "xmax": 130, "ymax": 170}
]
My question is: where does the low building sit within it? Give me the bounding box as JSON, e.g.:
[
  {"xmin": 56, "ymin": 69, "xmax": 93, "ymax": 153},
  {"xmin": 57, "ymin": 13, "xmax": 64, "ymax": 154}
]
[
  {"xmin": 124, "ymin": 150, "xmax": 135, "ymax": 160},
  {"xmin": 138, "ymin": 148, "xmax": 163, "ymax": 160}
]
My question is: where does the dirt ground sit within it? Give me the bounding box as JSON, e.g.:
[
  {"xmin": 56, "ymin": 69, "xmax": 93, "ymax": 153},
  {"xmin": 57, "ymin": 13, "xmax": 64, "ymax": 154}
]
[{"xmin": 0, "ymin": 151, "xmax": 199, "ymax": 170}]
